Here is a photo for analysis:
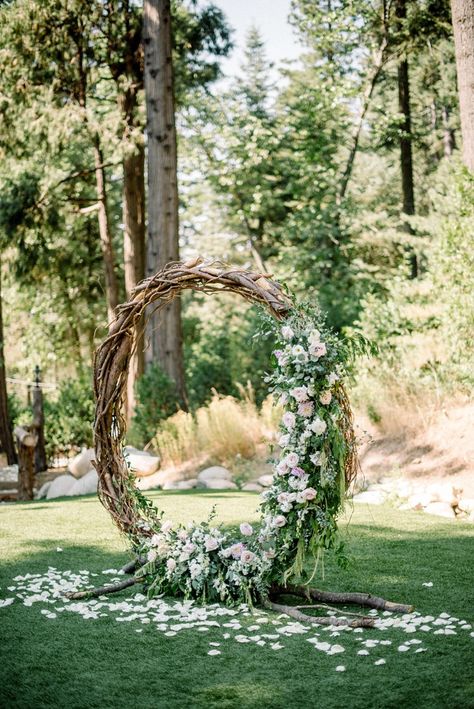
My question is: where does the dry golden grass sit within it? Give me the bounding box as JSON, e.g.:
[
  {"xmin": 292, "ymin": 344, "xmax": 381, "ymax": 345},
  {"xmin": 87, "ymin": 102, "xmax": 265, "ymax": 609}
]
[{"xmin": 153, "ymin": 391, "xmax": 281, "ymax": 469}]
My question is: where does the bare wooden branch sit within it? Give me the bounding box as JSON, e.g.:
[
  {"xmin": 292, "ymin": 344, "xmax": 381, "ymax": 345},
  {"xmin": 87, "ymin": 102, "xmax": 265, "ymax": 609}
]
[
  {"xmin": 263, "ymin": 598, "xmax": 375, "ymax": 628},
  {"xmin": 273, "ymin": 584, "xmax": 414, "ymax": 614},
  {"xmin": 64, "ymin": 577, "xmax": 136, "ymax": 600}
]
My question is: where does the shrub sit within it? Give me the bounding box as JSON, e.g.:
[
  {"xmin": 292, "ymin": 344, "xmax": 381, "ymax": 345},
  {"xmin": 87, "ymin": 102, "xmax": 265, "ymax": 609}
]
[
  {"xmin": 153, "ymin": 391, "xmax": 281, "ymax": 469},
  {"xmin": 43, "ymin": 370, "xmax": 95, "ymax": 461},
  {"xmin": 128, "ymin": 363, "xmax": 181, "ymax": 448}
]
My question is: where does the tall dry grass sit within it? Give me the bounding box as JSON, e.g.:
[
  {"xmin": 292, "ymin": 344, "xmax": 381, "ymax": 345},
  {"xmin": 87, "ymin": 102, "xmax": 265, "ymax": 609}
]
[{"xmin": 153, "ymin": 390, "xmax": 281, "ymax": 469}]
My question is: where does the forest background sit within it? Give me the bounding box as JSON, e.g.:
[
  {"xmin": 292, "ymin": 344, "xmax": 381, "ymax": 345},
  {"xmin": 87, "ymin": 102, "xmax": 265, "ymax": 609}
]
[{"xmin": 0, "ymin": 0, "xmax": 472, "ymax": 470}]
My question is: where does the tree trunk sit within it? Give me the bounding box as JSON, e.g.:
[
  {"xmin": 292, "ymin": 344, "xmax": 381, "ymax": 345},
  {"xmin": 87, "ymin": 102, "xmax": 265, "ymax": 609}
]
[
  {"xmin": 396, "ymin": 0, "xmax": 417, "ymax": 278},
  {"xmin": 121, "ymin": 86, "xmax": 146, "ymax": 423},
  {"xmin": 93, "ymin": 134, "xmax": 120, "ymax": 323},
  {"xmin": 32, "ymin": 383, "xmax": 47, "ymax": 473},
  {"xmin": 442, "ymin": 105, "xmax": 456, "ymax": 158},
  {"xmin": 143, "ymin": 0, "xmax": 187, "ymax": 405},
  {"xmin": 15, "ymin": 425, "xmax": 36, "ymax": 500},
  {"xmin": 451, "ymin": 0, "xmax": 474, "ymax": 171},
  {"xmin": 0, "ymin": 266, "xmax": 16, "ymax": 465}
]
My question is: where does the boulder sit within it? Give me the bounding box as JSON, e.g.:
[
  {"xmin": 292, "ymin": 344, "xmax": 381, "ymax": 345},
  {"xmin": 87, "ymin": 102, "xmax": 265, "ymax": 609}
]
[
  {"xmin": 406, "ymin": 492, "xmax": 435, "ymax": 510},
  {"xmin": 35, "ymin": 481, "xmax": 52, "ymax": 500},
  {"xmin": 124, "ymin": 449, "xmax": 160, "ymax": 477},
  {"xmin": 258, "ymin": 474, "xmax": 274, "ymax": 487},
  {"xmin": 242, "ymin": 483, "xmax": 263, "ymax": 492},
  {"xmin": 46, "ymin": 474, "xmax": 76, "ymax": 499},
  {"xmin": 424, "ymin": 502, "xmax": 456, "ymax": 519},
  {"xmin": 197, "ymin": 466, "xmax": 232, "ymax": 483},
  {"xmin": 68, "ymin": 448, "xmax": 95, "ymax": 479},
  {"xmin": 67, "ymin": 469, "xmax": 99, "ymax": 497},
  {"xmin": 352, "ymin": 489, "xmax": 386, "ymax": 505},
  {"xmin": 458, "ymin": 498, "xmax": 474, "ymax": 514},
  {"xmin": 203, "ymin": 479, "xmax": 238, "ymax": 490},
  {"xmin": 163, "ymin": 479, "xmax": 198, "ymax": 491}
]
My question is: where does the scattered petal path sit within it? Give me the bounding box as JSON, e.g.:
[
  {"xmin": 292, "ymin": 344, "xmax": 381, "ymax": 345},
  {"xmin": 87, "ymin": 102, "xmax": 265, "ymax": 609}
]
[{"xmin": 1, "ymin": 567, "xmax": 473, "ymax": 668}]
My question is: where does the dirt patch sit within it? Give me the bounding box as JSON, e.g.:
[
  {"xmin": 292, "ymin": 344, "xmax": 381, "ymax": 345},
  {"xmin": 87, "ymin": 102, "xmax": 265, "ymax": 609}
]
[{"xmin": 357, "ymin": 402, "xmax": 474, "ymax": 496}]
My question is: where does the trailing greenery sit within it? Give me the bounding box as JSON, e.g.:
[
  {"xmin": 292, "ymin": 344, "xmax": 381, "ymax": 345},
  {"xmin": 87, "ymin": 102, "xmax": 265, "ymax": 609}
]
[{"xmin": 127, "ymin": 306, "xmax": 357, "ymax": 604}]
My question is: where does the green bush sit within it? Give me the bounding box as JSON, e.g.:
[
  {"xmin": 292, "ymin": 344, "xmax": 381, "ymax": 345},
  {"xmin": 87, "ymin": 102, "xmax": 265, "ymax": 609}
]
[
  {"xmin": 128, "ymin": 364, "xmax": 181, "ymax": 448},
  {"xmin": 43, "ymin": 370, "xmax": 95, "ymax": 461}
]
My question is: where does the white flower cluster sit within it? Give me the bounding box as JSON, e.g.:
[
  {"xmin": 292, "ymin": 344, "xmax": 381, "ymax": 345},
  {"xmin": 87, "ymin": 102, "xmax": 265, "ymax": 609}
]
[{"xmin": 134, "ymin": 310, "xmax": 348, "ymax": 605}]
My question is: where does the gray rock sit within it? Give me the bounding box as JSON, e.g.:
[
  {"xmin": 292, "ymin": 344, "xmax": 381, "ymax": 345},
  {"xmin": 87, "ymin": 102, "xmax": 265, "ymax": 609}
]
[
  {"xmin": 198, "ymin": 466, "xmax": 232, "ymax": 482},
  {"xmin": 258, "ymin": 474, "xmax": 274, "ymax": 487},
  {"xmin": 46, "ymin": 474, "xmax": 76, "ymax": 499},
  {"xmin": 35, "ymin": 481, "xmax": 52, "ymax": 500},
  {"xmin": 203, "ymin": 479, "xmax": 238, "ymax": 490},
  {"xmin": 68, "ymin": 448, "xmax": 95, "ymax": 479},
  {"xmin": 242, "ymin": 483, "xmax": 263, "ymax": 492},
  {"xmin": 424, "ymin": 502, "xmax": 456, "ymax": 519},
  {"xmin": 125, "ymin": 449, "xmax": 160, "ymax": 476},
  {"xmin": 67, "ymin": 469, "xmax": 98, "ymax": 497},
  {"xmin": 176, "ymin": 478, "xmax": 198, "ymax": 490},
  {"xmin": 458, "ymin": 498, "xmax": 474, "ymax": 514},
  {"xmin": 353, "ymin": 489, "xmax": 387, "ymax": 505},
  {"xmin": 162, "ymin": 479, "xmax": 197, "ymax": 490}
]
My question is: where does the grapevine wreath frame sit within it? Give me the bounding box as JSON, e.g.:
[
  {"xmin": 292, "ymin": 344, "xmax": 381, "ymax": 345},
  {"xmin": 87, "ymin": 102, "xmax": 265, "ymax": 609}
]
[{"xmin": 68, "ymin": 259, "xmax": 412, "ymax": 626}]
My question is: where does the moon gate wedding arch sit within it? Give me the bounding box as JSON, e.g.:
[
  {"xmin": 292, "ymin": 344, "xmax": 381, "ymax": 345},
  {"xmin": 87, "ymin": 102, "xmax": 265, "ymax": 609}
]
[{"xmin": 68, "ymin": 259, "xmax": 412, "ymax": 625}]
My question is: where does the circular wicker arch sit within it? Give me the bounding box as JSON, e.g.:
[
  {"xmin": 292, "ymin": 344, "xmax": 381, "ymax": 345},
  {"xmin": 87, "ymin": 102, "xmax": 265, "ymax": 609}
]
[
  {"xmin": 71, "ymin": 258, "xmax": 413, "ymax": 622},
  {"xmin": 93, "ymin": 259, "xmax": 293, "ymax": 537}
]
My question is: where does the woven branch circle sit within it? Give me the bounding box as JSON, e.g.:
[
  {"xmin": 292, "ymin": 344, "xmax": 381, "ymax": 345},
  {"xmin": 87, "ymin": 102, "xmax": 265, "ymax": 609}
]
[{"xmin": 93, "ymin": 259, "xmax": 294, "ymax": 537}]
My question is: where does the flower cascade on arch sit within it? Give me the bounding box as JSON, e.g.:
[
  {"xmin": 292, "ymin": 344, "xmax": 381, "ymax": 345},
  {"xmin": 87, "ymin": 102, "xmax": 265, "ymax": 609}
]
[{"xmin": 131, "ymin": 306, "xmax": 357, "ymax": 606}]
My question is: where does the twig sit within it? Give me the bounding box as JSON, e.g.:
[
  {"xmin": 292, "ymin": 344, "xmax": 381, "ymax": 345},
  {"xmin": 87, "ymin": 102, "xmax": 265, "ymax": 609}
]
[
  {"xmin": 263, "ymin": 599, "xmax": 374, "ymax": 628},
  {"xmin": 273, "ymin": 584, "xmax": 414, "ymax": 613},
  {"xmin": 64, "ymin": 577, "xmax": 136, "ymax": 600}
]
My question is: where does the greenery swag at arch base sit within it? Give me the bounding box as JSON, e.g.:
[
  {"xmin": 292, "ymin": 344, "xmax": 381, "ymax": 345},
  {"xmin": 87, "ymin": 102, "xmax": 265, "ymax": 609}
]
[{"xmin": 68, "ymin": 260, "xmax": 412, "ymax": 627}]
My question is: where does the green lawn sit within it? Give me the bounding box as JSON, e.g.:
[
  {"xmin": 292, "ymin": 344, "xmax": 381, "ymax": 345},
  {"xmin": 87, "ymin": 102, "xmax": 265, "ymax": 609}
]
[{"xmin": 1, "ymin": 491, "xmax": 473, "ymax": 709}]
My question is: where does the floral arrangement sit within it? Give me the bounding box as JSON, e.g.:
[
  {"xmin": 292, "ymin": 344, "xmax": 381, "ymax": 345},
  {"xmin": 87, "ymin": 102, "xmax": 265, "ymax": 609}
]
[{"xmin": 129, "ymin": 305, "xmax": 357, "ymax": 606}]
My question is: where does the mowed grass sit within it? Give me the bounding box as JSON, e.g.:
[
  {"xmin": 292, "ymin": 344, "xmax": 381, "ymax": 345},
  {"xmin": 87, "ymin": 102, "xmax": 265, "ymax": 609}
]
[{"xmin": 1, "ymin": 491, "xmax": 473, "ymax": 709}]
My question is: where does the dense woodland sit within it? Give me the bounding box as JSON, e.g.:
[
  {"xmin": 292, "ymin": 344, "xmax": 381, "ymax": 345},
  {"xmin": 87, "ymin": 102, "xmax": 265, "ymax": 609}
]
[{"xmin": 0, "ymin": 0, "xmax": 472, "ymax": 462}]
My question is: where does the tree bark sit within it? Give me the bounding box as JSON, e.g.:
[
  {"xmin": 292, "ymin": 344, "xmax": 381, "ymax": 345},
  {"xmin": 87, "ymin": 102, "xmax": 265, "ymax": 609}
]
[
  {"xmin": 32, "ymin": 384, "xmax": 47, "ymax": 473},
  {"xmin": 451, "ymin": 0, "xmax": 474, "ymax": 171},
  {"xmin": 143, "ymin": 0, "xmax": 186, "ymax": 405},
  {"xmin": 121, "ymin": 87, "xmax": 146, "ymax": 423},
  {"xmin": 15, "ymin": 425, "xmax": 37, "ymax": 500},
  {"xmin": 0, "ymin": 265, "xmax": 16, "ymax": 465},
  {"xmin": 442, "ymin": 105, "xmax": 456, "ymax": 158},
  {"xmin": 93, "ymin": 135, "xmax": 120, "ymax": 323},
  {"xmin": 396, "ymin": 0, "xmax": 417, "ymax": 278}
]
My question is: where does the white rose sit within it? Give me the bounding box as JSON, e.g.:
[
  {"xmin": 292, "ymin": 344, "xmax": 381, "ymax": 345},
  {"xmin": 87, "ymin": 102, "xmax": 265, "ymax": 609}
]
[
  {"xmin": 241, "ymin": 549, "xmax": 256, "ymax": 564},
  {"xmin": 161, "ymin": 520, "xmax": 173, "ymax": 534},
  {"xmin": 147, "ymin": 549, "xmax": 158, "ymax": 562},
  {"xmin": 309, "ymin": 418, "xmax": 327, "ymax": 435},
  {"xmin": 166, "ymin": 558, "xmax": 177, "ymax": 572},
  {"xmin": 282, "ymin": 412, "xmax": 296, "ymax": 430},
  {"xmin": 308, "ymin": 329, "xmax": 321, "ymax": 345},
  {"xmin": 281, "ymin": 325, "xmax": 294, "ymax": 340},
  {"xmin": 279, "ymin": 433, "xmax": 290, "ymax": 448},
  {"xmin": 319, "ymin": 391, "xmax": 332, "ymax": 405},
  {"xmin": 204, "ymin": 536, "xmax": 219, "ymax": 552},
  {"xmin": 302, "ymin": 487, "xmax": 317, "ymax": 501},
  {"xmin": 327, "ymin": 372, "xmax": 339, "ymax": 386},
  {"xmin": 276, "ymin": 460, "xmax": 289, "ymax": 475},
  {"xmin": 310, "ymin": 451, "xmax": 322, "ymax": 465},
  {"xmin": 150, "ymin": 534, "xmax": 162, "ymax": 547},
  {"xmin": 309, "ymin": 342, "xmax": 327, "ymax": 359},
  {"xmin": 240, "ymin": 523, "xmax": 253, "ymax": 537},
  {"xmin": 285, "ymin": 452, "xmax": 299, "ymax": 467},
  {"xmin": 290, "ymin": 386, "xmax": 309, "ymax": 402}
]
